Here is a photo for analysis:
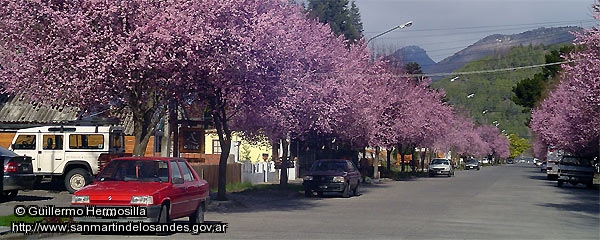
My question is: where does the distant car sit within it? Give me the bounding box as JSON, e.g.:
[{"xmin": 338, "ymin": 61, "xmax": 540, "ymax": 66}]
[
  {"xmin": 540, "ymin": 162, "xmax": 547, "ymax": 172},
  {"xmin": 429, "ymin": 158, "xmax": 454, "ymax": 177},
  {"xmin": 465, "ymin": 160, "xmax": 480, "ymax": 170},
  {"xmin": 0, "ymin": 147, "xmax": 35, "ymax": 201},
  {"xmin": 72, "ymin": 157, "xmax": 210, "ymax": 223},
  {"xmin": 303, "ymin": 159, "xmax": 361, "ymax": 198}
]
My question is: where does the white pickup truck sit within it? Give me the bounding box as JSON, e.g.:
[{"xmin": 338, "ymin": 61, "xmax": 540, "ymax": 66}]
[{"xmin": 9, "ymin": 125, "xmax": 129, "ymax": 193}]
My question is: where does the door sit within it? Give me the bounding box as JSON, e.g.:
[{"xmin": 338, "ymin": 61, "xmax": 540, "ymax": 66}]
[
  {"xmin": 11, "ymin": 134, "xmax": 40, "ymax": 172},
  {"xmin": 169, "ymin": 160, "xmax": 187, "ymax": 218},
  {"xmin": 177, "ymin": 160, "xmax": 202, "ymax": 215},
  {"xmin": 39, "ymin": 134, "xmax": 66, "ymax": 174},
  {"xmin": 346, "ymin": 161, "xmax": 360, "ymax": 189}
]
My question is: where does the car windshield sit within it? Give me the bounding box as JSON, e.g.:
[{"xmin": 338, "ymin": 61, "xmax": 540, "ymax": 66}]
[
  {"xmin": 467, "ymin": 160, "xmax": 478, "ymax": 164},
  {"xmin": 431, "ymin": 159, "xmax": 449, "ymax": 165},
  {"xmin": 97, "ymin": 160, "xmax": 169, "ymax": 182},
  {"xmin": 560, "ymin": 156, "xmax": 593, "ymax": 167},
  {"xmin": 311, "ymin": 161, "xmax": 347, "ymax": 172}
]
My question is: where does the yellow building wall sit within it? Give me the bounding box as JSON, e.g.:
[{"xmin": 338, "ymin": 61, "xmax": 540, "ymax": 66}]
[{"xmin": 204, "ymin": 131, "xmax": 272, "ymax": 163}]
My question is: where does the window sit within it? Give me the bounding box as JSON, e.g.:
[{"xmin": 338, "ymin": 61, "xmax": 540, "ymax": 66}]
[
  {"xmin": 170, "ymin": 161, "xmax": 182, "ymax": 183},
  {"xmin": 43, "ymin": 135, "xmax": 63, "ymax": 150},
  {"xmin": 109, "ymin": 131, "xmax": 124, "ymax": 149},
  {"xmin": 69, "ymin": 134, "xmax": 104, "ymax": 149},
  {"xmin": 178, "ymin": 161, "xmax": 195, "ymax": 182},
  {"xmin": 13, "ymin": 135, "xmax": 36, "ymax": 150},
  {"xmin": 212, "ymin": 140, "xmax": 221, "ymax": 154}
]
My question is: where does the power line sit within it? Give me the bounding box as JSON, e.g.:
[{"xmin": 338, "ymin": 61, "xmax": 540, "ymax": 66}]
[
  {"xmin": 363, "ymin": 19, "xmax": 596, "ymax": 34},
  {"xmin": 404, "ymin": 60, "xmax": 575, "ymax": 78}
]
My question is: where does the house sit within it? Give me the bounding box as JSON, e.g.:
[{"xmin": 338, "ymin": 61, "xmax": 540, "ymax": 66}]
[{"xmin": 203, "ymin": 129, "xmax": 273, "ymax": 163}]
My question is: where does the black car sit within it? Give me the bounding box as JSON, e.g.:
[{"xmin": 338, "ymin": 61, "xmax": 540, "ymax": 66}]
[
  {"xmin": 465, "ymin": 160, "xmax": 480, "ymax": 170},
  {"xmin": 303, "ymin": 159, "xmax": 361, "ymax": 198},
  {"xmin": 1, "ymin": 146, "xmax": 35, "ymax": 201}
]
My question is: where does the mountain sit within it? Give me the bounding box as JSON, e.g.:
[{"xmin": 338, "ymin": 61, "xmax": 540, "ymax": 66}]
[
  {"xmin": 389, "ymin": 46, "xmax": 436, "ymax": 71},
  {"xmin": 390, "ymin": 26, "xmax": 582, "ymax": 80}
]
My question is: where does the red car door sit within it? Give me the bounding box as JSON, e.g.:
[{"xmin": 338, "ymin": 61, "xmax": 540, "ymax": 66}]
[
  {"xmin": 177, "ymin": 160, "xmax": 201, "ymax": 216},
  {"xmin": 169, "ymin": 160, "xmax": 187, "ymax": 218}
]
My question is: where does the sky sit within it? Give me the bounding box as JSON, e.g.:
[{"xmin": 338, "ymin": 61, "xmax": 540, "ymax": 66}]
[{"xmin": 354, "ymin": 0, "xmax": 597, "ymax": 62}]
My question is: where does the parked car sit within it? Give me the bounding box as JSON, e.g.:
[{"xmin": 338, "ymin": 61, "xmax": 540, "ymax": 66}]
[
  {"xmin": 71, "ymin": 157, "xmax": 210, "ymax": 223},
  {"xmin": 0, "ymin": 146, "xmax": 35, "ymax": 201},
  {"xmin": 540, "ymin": 162, "xmax": 547, "ymax": 172},
  {"xmin": 428, "ymin": 158, "xmax": 454, "ymax": 177},
  {"xmin": 557, "ymin": 155, "xmax": 595, "ymax": 188},
  {"xmin": 465, "ymin": 160, "xmax": 480, "ymax": 170},
  {"xmin": 303, "ymin": 159, "xmax": 361, "ymax": 198}
]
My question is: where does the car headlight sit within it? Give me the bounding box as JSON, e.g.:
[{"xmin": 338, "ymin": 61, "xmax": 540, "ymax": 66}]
[
  {"xmin": 72, "ymin": 195, "xmax": 89, "ymax": 204},
  {"xmin": 303, "ymin": 176, "xmax": 313, "ymax": 181},
  {"xmin": 130, "ymin": 196, "xmax": 153, "ymax": 205},
  {"xmin": 332, "ymin": 176, "xmax": 345, "ymax": 183}
]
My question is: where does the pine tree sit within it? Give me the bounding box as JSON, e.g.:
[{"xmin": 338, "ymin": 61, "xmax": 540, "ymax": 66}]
[{"xmin": 307, "ymin": 0, "xmax": 363, "ymax": 43}]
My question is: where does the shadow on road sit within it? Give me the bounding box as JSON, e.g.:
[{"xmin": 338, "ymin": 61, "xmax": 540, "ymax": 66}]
[
  {"xmin": 527, "ymin": 175, "xmax": 548, "ymax": 181},
  {"xmin": 208, "ymin": 182, "xmax": 390, "ymax": 213},
  {"xmin": 1, "ymin": 195, "xmax": 54, "ymax": 203},
  {"xmin": 537, "ymin": 183, "xmax": 599, "ymax": 219}
]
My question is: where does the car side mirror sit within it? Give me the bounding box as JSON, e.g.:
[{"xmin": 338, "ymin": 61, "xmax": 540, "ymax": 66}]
[{"xmin": 172, "ymin": 177, "xmax": 184, "ymax": 184}]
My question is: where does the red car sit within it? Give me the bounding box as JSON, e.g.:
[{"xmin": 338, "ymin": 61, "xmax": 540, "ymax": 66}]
[{"xmin": 71, "ymin": 157, "xmax": 209, "ymax": 223}]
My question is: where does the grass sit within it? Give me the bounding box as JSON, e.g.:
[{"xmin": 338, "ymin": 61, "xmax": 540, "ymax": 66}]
[
  {"xmin": 210, "ymin": 181, "xmax": 304, "ymax": 193},
  {"xmin": 0, "ymin": 215, "xmax": 45, "ymax": 226}
]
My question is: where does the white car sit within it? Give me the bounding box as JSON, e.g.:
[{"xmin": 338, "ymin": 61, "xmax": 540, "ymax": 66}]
[{"xmin": 428, "ymin": 158, "xmax": 454, "ymax": 177}]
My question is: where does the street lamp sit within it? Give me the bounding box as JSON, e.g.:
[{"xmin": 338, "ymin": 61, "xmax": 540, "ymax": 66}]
[{"xmin": 367, "ymin": 21, "xmax": 413, "ymax": 44}]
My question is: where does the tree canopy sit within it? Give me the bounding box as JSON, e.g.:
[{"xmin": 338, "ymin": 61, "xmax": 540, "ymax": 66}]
[
  {"xmin": 0, "ymin": 0, "xmax": 510, "ymax": 199},
  {"xmin": 306, "ymin": 0, "xmax": 363, "ymax": 44},
  {"xmin": 530, "ymin": 1, "xmax": 600, "ymax": 157}
]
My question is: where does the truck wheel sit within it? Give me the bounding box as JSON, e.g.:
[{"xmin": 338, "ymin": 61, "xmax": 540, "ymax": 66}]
[{"xmin": 65, "ymin": 168, "xmax": 92, "ymax": 193}]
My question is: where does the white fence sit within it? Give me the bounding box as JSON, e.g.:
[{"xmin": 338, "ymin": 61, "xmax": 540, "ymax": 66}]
[{"xmin": 241, "ymin": 161, "xmax": 297, "ymax": 184}]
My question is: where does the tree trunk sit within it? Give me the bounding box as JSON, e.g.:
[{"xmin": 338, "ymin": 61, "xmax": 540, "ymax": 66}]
[
  {"xmin": 410, "ymin": 145, "xmax": 416, "ymax": 173},
  {"xmin": 386, "ymin": 148, "xmax": 392, "ymax": 173},
  {"xmin": 210, "ymin": 93, "xmax": 231, "ymax": 201},
  {"xmin": 399, "ymin": 144, "xmax": 405, "ymax": 173},
  {"xmin": 373, "ymin": 146, "xmax": 380, "ymax": 179},
  {"xmin": 130, "ymin": 95, "xmax": 164, "ymax": 156},
  {"xmin": 420, "ymin": 148, "xmax": 426, "ymax": 172},
  {"xmin": 167, "ymin": 101, "xmax": 178, "ymax": 157},
  {"xmin": 280, "ymin": 139, "xmax": 289, "ymax": 189}
]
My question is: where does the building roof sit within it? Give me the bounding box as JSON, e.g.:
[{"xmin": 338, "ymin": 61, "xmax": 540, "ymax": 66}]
[
  {"xmin": 0, "ymin": 94, "xmax": 134, "ymax": 133},
  {"xmin": 0, "ymin": 94, "xmax": 79, "ymax": 128}
]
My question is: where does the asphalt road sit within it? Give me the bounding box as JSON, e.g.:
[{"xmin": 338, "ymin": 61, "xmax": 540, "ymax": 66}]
[{"xmin": 4, "ymin": 164, "xmax": 600, "ymax": 239}]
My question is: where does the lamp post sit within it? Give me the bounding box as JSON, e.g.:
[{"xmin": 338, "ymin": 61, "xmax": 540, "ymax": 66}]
[
  {"xmin": 366, "ymin": 21, "xmax": 412, "ymax": 179},
  {"xmin": 367, "ymin": 21, "xmax": 413, "ymax": 44},
  {"xmin": 368, "ymin": 21, "xmax": 413, "ymax": 61}
]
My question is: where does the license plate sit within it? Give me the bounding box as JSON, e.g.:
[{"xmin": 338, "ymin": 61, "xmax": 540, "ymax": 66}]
[
  {"xmin": 437, "ymin": 171, "xmax": 442, "ymax": 174},
  {"xmin": 23, "ymin": 167, "xmax": 29, "ymax": 171},
  {"xmin": 319, "ymin": 185, "xmax": 328, "ymax": 189}
]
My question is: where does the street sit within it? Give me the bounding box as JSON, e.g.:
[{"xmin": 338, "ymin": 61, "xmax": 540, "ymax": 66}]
[{"xmin": 5, "ymin": 164, "xmax": 599, "ymax": 239}]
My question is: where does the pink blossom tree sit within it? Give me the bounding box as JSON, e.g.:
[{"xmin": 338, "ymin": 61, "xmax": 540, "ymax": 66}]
[
  {"xmin": 0, "ymin": 0, "xmax": 212, "ymax": 155},
  {"xmin": 530, "ymin": 2, "xmax": 599, "ymax": 156},
  {"xmin": 477, "ymin": 125, "xmax": 510, "ymax": 162}
]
